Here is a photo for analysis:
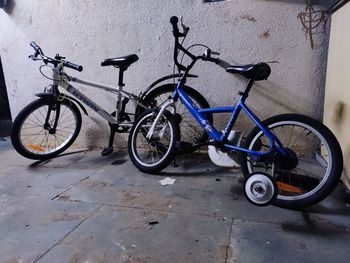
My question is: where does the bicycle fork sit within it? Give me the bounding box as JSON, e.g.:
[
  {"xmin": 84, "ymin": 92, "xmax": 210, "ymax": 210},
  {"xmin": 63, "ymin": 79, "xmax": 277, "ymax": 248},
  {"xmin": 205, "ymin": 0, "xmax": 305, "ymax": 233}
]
[
  {"xmin": 146, "ymin": 99, "xmax": 176, "ymax": 140},
  {"xmin": 44, "ymin": 101, "xmax": 61, "ymax": 135}
]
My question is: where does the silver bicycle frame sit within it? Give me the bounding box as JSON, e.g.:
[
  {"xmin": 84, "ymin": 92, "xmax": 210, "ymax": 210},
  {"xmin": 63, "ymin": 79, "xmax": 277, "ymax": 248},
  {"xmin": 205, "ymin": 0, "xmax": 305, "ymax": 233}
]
[{"xmin": 53, "ymin": 66, "xmax": 147, "ymax": 126}]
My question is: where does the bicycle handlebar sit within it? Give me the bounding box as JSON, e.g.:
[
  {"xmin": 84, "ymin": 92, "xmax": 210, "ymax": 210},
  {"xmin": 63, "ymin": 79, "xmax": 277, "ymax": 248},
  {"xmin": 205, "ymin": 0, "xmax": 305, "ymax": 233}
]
[
  {"xmin": 64, "ymin": 61, "xmax": 83, "ymax": 72},
  {"xmin": 30, "ymin": 41, "xmax": 40, "ymax": 51},
  {"xmin": 170, "ymin": 16, "xmax": 180, "ymax": 36},
  {"xmin": 169, "ymin": 16, "xmax": 220, "ymax": 73},
  {"xmin": 29, "ymin": 41, "xmax": 83, "ymax": 72}
]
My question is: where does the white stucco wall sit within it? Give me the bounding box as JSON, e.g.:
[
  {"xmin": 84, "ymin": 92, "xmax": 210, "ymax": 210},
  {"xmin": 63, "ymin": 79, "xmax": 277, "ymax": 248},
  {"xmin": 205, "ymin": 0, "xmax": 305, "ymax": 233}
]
[{"xmin": 0, "ymin": 0, "xmax": 330, "ymax": 149}]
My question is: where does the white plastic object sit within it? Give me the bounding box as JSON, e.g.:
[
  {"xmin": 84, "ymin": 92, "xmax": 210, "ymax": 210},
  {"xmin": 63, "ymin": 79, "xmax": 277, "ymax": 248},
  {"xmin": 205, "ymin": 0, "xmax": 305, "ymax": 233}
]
[
  {"xmin": 208, "ymin": 130, "xmax": 242, "ymax": 168},
  {"xmin": 159, "ymin": 177, "xmax": 176, "ymax": 185}
]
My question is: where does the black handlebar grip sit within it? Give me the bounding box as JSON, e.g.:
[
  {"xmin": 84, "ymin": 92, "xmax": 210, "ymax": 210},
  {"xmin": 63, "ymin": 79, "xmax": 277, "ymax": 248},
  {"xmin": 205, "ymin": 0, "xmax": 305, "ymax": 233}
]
[
  {"xmin": 170, "ymin": 16, "xmax": 180, "ymax": 36},
  {"xmin": 170, "ymin": 16, "xmax": 178, "ymax": 24},
  {"xmin": 30, "ymin": 41, "xmax": 40, "ymax": 50},
  {"xmin": 65, "ymin": 61, "xmax": 83, "ymax": 72}
]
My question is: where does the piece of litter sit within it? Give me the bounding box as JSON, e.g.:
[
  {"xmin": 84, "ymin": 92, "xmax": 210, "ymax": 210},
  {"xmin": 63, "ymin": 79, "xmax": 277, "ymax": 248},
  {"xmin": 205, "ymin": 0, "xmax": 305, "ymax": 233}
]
[
  {"xmin": 148, "ymin": 220, "xmax": 159, "ymax": 225},
  {"xmin": 216, "ymin": 178, "xmax": 222, "ymax": 181},
  {"xmin": 223, "ymin": 217, "xmax": 227, "ymax": 220},
  {"xmin": 159, "ymin": 177, "xmax": 176, "ymax": 185},
  {"xmin": 168, "ymin": 205, "xmax": 172, "ymax": 209},
  {"xmin": 131, "ymin": 244, "xmax": 137, "ymax": 248}
]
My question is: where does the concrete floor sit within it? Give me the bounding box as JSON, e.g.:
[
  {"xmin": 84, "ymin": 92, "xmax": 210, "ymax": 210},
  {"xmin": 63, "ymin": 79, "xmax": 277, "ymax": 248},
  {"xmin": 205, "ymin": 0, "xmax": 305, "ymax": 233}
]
[{"xmin": 0, "ymin": 137, "xmax": 349, "ymax": 263}]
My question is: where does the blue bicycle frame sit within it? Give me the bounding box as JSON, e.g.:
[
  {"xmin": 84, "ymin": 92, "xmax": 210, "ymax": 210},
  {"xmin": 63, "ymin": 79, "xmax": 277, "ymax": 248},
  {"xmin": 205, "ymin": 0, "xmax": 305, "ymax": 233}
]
[
  {"xmin": 167, "ymin": 17, "xmax": 287, "ymax": 160},
  {"xmin": 173, "ymin": 79, "xmax": 287, "ymax": 159}
]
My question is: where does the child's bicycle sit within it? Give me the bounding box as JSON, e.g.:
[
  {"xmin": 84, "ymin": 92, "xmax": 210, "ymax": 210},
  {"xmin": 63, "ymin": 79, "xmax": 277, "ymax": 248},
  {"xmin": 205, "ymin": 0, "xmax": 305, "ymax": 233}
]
[
  {"xmin": 11, "ymin": 42, "xmax": 213, "ymax": 160},
  {"xmin": 128, "ymin": 16, "xmax": 343, "ymax": 209}
]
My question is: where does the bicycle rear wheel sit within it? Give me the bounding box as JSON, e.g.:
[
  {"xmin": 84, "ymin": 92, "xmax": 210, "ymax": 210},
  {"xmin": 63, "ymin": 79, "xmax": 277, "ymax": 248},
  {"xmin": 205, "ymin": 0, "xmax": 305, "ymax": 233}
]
[
  {"xmin": 241, "ymin": 114, "xmax": 343, "ymax": 209},
  {"xmin": 11, "ymin": 98, "xmax": 81, "ymax": 160}
]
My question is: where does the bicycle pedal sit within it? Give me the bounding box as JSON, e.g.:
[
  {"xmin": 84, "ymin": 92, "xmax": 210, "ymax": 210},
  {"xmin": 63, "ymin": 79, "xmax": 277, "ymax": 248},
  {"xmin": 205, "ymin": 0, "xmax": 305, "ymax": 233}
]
[{"xmin": 101, "ymin": 147, "xmax": 114, "ymax": 156}]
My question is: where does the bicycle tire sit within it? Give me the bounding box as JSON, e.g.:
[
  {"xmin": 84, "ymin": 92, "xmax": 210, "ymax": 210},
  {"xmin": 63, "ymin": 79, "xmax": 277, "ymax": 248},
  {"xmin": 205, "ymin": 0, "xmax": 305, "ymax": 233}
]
[
  {"xmin": 11, "ymin": 98, "xmax": 82, "ymax": 160},
  {"xmin": 137, "ymin": 84, "xmax": 213, "ymax": 153},
  {"xmin": 128, "ymin": 110, "xmax": 179, "ymax": 173},
  {"xmin": 241, "ymin": 114, "xmax": 343, "ymax": 209}
]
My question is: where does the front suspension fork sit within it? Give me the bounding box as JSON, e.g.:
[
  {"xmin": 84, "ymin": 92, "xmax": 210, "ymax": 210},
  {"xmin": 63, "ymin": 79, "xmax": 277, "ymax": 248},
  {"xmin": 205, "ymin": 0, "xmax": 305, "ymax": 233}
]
[{"xmin": 44, "ymin": 101, "xmax": 61, "ymax": 134}]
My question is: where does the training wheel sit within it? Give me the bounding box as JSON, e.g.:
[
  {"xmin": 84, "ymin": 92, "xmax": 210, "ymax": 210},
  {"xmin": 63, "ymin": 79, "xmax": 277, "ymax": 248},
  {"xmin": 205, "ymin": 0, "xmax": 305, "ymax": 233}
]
[{"xmin": 243, "ymin": 172, "xmax": 277, "ymax": 206}]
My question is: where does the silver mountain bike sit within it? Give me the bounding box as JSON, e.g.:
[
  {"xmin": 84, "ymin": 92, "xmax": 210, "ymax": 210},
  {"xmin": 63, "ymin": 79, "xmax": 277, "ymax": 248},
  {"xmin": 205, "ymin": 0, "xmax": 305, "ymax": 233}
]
[{"xmin": 11, "ymin": 42, "xmax": 212, "ymax": 159}]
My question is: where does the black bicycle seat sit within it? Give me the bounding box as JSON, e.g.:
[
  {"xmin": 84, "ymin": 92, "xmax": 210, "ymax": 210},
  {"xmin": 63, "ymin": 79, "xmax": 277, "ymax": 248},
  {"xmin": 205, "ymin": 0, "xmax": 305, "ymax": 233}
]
[
  {"xmin": 226, "ymin": 62, "xmax": 271, "ymax": 81},
  {"xmin": 101, "ymin": 54, "xmax": 139, "ymax": 69}
]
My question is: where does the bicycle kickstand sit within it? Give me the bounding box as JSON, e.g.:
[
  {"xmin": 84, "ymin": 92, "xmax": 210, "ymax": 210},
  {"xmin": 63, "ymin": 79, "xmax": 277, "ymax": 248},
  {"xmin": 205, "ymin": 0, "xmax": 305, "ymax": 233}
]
[
  {"xmin": 172, "ymin": 154, "xmax": 179, "ymax": 167},
  {"xmin": 101, "ymin": 128, "xmax": 115, "ymax": 156}
]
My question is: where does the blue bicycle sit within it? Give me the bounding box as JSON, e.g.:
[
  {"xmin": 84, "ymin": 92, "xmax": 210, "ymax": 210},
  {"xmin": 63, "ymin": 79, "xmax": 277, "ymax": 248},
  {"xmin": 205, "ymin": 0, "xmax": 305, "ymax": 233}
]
[{"xmin": 128, "ymin": 17, "xmax": 343, "ymax": 208}]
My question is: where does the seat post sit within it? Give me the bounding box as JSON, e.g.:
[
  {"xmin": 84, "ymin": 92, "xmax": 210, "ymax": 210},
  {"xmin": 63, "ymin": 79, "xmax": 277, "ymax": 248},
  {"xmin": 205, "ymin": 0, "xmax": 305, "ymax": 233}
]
[
  {"xmin": 238, "ymin": 79, "xmax": 254, "ymax": 98},
  {"xmin": 118, "ymin": 68, "xmax": 126, "ymax": 87},
  {"xmin": 116, "ymin": 68, "xmax": 127, "ymax": 124}
]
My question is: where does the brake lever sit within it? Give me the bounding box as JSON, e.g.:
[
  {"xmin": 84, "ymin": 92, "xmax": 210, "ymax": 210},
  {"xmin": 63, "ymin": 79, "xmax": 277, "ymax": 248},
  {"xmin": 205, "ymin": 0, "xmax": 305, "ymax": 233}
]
[
  {"xmin": 28, "ymin": 55, "xmax": 37, "ymax": 61},
  {"xmin": 180, "ymin": 16, "xmax": 189, "ymax": 35},
  {"xmin": 29, "ymin": 49, "xmax": 43, "ymax": 61}
]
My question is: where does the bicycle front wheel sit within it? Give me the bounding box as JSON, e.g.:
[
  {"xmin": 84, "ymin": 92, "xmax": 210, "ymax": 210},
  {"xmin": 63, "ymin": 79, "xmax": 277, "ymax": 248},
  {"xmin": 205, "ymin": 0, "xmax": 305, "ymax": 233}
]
[
  {"xmin": 11, "ymin": 98, "xmax": 82, "ymax": 160},
  {"xmin": 241, "ymin": 114, "xmax": 343, "ymax": 209},
  {"xmin": 128, "ymin": 110, "xmax": 179, "ymax": 173},
  {"xmin": 138, "ymin": 84, "xmax": 213, "ymax": 153}
]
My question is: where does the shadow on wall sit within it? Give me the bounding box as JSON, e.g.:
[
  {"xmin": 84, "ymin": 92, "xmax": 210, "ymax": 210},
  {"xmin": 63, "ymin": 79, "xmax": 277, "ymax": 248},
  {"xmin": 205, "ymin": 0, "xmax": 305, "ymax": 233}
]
[
  {"xmin": 83, "ymin": 116, "xmax": 127, "ymax": 150},
  {"xmin": 2, "ymin": 0, "xmax": 15, "ymax": 14},
  {"xmin": 224, "ymin": 71, "xmax": 320, "ymax": 117},
  {"xmin": 254, "ymin": 80, "xmax": 316, "ymax": 115},
  {"xmin": 84, "ymin": 116, "xmax": 108, "ymax": 150}
]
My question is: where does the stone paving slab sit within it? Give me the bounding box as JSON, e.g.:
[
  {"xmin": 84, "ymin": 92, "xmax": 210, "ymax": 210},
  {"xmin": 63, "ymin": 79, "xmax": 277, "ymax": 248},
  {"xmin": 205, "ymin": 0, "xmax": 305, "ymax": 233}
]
[
  {"xmin": 38, "ymin": 205, "xmax": 232, "ymax": 263},
  {"xmin": 0, "ymin": 199, "xmax": 99, "ymax": 262},
  {"xmin": 0, "ymin": 167, "xmax": 97, "ymax": 200},
  {"xmin": 229, "ymin": 219, "xmax": 350, "ymax": 263}
]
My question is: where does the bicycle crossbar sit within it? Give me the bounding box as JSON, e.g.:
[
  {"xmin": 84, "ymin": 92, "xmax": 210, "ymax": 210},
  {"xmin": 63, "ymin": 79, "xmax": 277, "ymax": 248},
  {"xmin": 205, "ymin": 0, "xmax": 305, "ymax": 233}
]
[{"xmin": 69, "ymin": 77, "xmax": 135, "ymax": 98}]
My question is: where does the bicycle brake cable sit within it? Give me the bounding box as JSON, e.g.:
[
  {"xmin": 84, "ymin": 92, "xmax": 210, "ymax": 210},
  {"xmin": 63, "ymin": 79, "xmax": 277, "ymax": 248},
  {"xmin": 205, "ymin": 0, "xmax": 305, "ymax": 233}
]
[{"xmin": 39, "ymin": 65, "xmax": 59, "ymax": 81}]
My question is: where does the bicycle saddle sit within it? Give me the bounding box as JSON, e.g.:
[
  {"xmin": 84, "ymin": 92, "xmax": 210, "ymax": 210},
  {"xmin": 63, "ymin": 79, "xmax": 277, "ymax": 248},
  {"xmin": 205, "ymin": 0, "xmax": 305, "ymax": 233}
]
[
  {"xmin": 226, "ymin": 62, "xmax": 271, "ymax": 81},
  {"xmin": 101, "ymin": 54, "xmax": 139, "ymax": 69}
]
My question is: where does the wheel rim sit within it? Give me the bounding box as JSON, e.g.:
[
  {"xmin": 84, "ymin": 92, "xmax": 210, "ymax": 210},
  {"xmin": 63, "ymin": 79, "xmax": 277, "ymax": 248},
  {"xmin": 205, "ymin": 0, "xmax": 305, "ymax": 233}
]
[
  {"xmin": 131, "ymin": 112, "xmax": 174, "ymax": 167},
  {"xmin": 147, "ymin": 90, "xmax": 206, "ymax": 145},
  {"xmin": 246, "ymin": 121, "xmax": 332, "ymax": 201},
  {"xmin": 18, "ymin": 102, "xmax": 79, "ymax": 156}
]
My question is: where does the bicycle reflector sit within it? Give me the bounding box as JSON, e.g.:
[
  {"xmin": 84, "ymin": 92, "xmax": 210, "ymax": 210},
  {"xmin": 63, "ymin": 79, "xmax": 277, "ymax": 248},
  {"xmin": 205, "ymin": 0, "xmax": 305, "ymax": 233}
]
[{"xmin": 26, "ymin": 144, "xmax": 45, "ymax": 152}]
